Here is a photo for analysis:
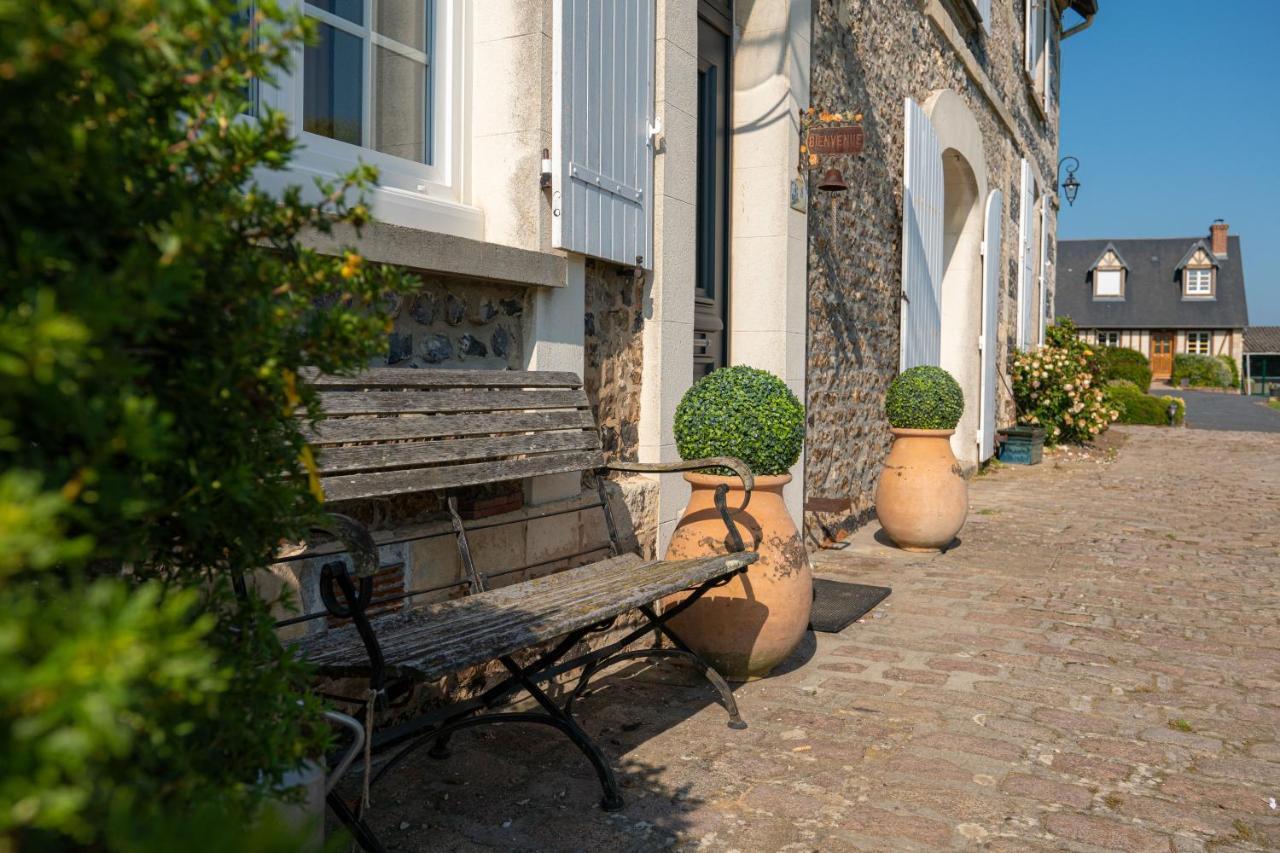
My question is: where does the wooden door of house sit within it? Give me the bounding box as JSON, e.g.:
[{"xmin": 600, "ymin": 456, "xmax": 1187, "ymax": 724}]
[{"xmin": 1150, "ymin": 331, "xmax": 1174, "ymax": 379}]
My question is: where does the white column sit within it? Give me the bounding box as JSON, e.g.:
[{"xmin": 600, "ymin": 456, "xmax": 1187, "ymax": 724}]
[
  {"xmin": 639, "ymin": 0, "xmax": 699, "ymax": 556},
  {"xmin": 728, "ymin": 0, "xmax": 811, "ymax": 524}
]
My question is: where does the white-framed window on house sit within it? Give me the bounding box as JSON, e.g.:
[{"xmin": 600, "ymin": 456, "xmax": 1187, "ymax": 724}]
[
  {"xmin": 1184, "ymin": 268, "xmax": 1213, "ymax": 297},
  {"xmin": 1186, "ymin": 331, "xmax": 1211, "ymax": 355},
  {"xmin": 1097, "ymin": 330, "xmax": 1120, "ymax": 347},
  {"xmin": 254, "ymin": 0, "xmax": 478, "ymax": 237},
  {"xmin": 1093, "ymin": 268, "xmax": 1123, "ymax": 299}
]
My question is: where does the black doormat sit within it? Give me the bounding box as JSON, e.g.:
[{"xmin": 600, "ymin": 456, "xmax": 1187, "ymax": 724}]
[{"xmin": 809, "ymin": 578, "xmax": 892, "ymax": 634}]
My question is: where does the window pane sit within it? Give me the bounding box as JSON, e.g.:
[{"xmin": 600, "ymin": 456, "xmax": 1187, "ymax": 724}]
[
  {"xmin": 1095, "ymin": 269, "xmax": 1121, "ymax": 296},
  {"xmin": 304, "ymin": 23, "xmax": 364, "ymax": 146},
  {"xmin": 310, "ymin": 0, "xmax": 363, "ymax": 25},
  {"xmin": 377, "ymin": 0, "xmax": 428, "ymax": 51},
  {"xmin": 374, "ymin": 46, "xmax": 426, "ymax": 162}
]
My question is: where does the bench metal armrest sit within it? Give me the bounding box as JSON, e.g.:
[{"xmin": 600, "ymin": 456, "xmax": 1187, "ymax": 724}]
[
  {"xmin": 603, "ymin": 457, "xmax": 754, "ymax": 553},
  {"xmin": 311, "ymin": 512, "xmax": 379, "ymax": 578}
]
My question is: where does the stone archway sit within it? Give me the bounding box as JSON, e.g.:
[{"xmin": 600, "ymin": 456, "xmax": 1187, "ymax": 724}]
[{"xmin": 924, "ymin": 91, "xmax": 988, "ymax": 470}]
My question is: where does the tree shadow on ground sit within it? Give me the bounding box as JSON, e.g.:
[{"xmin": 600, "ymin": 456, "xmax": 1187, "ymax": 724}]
[{"xmin": 330, "ymin": 657, "xmax": 750, "ymax": 851}]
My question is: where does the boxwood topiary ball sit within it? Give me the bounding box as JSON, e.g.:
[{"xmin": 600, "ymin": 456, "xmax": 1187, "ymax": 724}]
[
  {"xmin": 885, "ymin": 366, "xmax": 964, "ymax": 430},
  {"xmin": 674, "ymin": 365, "xmax": 805, "ymax": 476}
]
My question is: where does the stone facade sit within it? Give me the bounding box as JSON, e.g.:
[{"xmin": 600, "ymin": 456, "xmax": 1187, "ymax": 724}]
[
  {"xmin": 583, "ymin": 259, "xmax": 645, "ymax": 462},
  {"xmin": 805, "ymin": 0, "xmax": 1065, "ymax": 529}
]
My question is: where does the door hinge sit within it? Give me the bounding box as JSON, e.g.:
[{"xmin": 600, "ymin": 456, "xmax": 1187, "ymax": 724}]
[{"xmin": 980, "ymin": 240, "xmax": 987, "ymax": 258}]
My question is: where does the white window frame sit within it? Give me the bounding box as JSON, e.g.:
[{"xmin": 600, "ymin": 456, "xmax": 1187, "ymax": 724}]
[
  {"xmin": 1184, "ymin": 268, "xmax": 1213, "ymax": 297},
  {"xmin": 1093, "ymin": 268, "xmax": 1123, "ymax": 299},
  {"xmin": 1186, "ymin": 331, "xmax": 1211, "ymax": 355},
  {"xmin": 255, "ymin": 0, "xmax": 480, "ymax": 238},
  {"xmin": 1025, "ymin": 0, "xmax": 1050, "ymax": 109},
  {"xmin": 1097, "ymin": 330, "xmax": 1120, "ymax": 347}
]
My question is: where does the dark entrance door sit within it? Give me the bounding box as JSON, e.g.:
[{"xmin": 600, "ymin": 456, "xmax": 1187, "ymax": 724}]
[{"xmin": 693, "ymin": 3, "xmax": 731, "ymax": 380}]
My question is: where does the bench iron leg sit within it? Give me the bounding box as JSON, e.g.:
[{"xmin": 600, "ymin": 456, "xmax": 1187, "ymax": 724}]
[
  {"xmin": 327, "ymin": 791, "xmax": 386, "ymax": 853},
  {"xmin": 499, "ymin": 655, "xmax": 624, "ymax": 811}
]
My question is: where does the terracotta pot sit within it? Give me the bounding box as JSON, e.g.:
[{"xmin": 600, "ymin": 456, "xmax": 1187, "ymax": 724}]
[
  {"xmin": 663, "ymin": 473, "xmax": 812, "ymax": 682},
  {"xmin": 874, "ymin": 428, "xmax": 968, "ymax": 551}
]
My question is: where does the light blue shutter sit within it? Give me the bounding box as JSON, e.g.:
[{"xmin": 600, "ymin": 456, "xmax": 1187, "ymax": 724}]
[
  {"xmin": 552, "ymin": 0, "xmax": 655, "ymax": 268},
  {"xmin": 1045, "ymin": 9, "xmax": 1058, "ymax": 112},
  {"xmin": 900, "ymin": 98, "xmax": 943, "ymax": 371},
  {"xmin": 1025, "ymin": 0, "xmax": 1044, "ymax": 75},
  {"xmin": 1016, "ymin": 159, "xmax": 1035, "ymax": 348},
  {"xmin": 979, "ymin": 190, "xmax": 1002, "ymax": 461},
  {"xmin": 977, "ymin": 0, "xmax": 992, "ymax": 33},
  {"xmin": 1038, "ymin": 199, "xmax": 1051, "ymax": 345}
]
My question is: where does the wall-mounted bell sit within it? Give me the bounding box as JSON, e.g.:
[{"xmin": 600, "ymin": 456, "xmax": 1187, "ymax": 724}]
[{"xmin": 817, "ymin": 168, "xmax": 848, "ymax": 192}]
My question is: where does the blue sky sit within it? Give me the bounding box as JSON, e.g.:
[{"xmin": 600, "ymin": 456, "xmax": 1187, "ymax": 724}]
[{"xmin": 1058, "ymin": 1, "xmax": 1280, "ymax": 325}]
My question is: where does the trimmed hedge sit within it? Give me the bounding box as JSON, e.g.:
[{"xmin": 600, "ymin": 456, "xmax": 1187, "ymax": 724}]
[
  {"xmin": 1097, "ymin": 347, "xmax": 1152, "ymax": 393},
  {"xmin": 1108, "ymin": 380, "xmax": 1185, "ymax": 426},
  {"xmin": 1171, "ymin": 353, "xmax": 1232, "ymax": 388},
  {"xmin": 674, "ymin": 365, "xmax": 805, "ymax": 476},
  {"xmin": 885, "ymin": 366, "xmax": 964, "ymax": 430}
]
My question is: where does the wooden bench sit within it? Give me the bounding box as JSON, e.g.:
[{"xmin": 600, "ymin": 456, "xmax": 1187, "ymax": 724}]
[{"xmin": 243, "ymin": 368, "xmax": 758, "ymax": 852}]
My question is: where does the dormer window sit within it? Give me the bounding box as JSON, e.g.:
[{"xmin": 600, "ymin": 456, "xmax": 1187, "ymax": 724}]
[
  {"xmin": 1176, "ymin": 242, "xmax": 1218, "ymax": 299},
  {"xmin": 1090, "ymin": 244, "xmax": 1127, "ymax": 300},
  {"xmin": 1184, "ymin": 268, "xmax": 1213, "ymax": 297}
]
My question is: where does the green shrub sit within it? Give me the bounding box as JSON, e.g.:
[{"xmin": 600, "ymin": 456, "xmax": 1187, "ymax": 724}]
[
  {"xmin": 1217, "ymin": 354, "xmax": 1240, "ymax": 388},
  {"xmin": 1171, "ymin": 354, "xmax": 1232, "ymax": 388},
  {"xmin": 0, "ymin": 1, "xmax": 417, "ymax": 848},
  {"xmin": 884, "ymin": 366, "xmax": 964, "ymax": 429},
  {"xmin": 1012, "ymin": 319, "xmax": 1117, "ymax": 445},
  {"xmin": 1108, "ymin": 381, "xmax": 1185, "ymax": 426},
  {"xmin": 1097, "ymin": 347, "xmax": 1152, "ymax": 392},
  {"xmin": 674, "ymin": 366, "xmax": 805, "ymax": 475}
]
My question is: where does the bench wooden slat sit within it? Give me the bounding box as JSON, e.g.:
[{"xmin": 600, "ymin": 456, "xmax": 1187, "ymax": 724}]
[
  {"xmin": 296, "ymin": 551, "xmax": 758, "ymax": 680},
  {"xmin": 304, "ymin": 409, "xmax": 598, "ymax": 445},
  {"xmin": 315, "ymin": 430, "xmax": 602, "ymax": 475},
  {"xmin": 317, "ymin": 388, "xmax": 590, "ymax": 416},
  {"xmin": 320, "ymin": 450, "xmax": 605, "ymax": 501},
  {"xmin": 302, "ymin": 368, "xmax": 584, "ymax": 389}
]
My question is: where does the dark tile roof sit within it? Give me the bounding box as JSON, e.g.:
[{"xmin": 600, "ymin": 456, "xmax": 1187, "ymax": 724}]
[
  {"xmin": 1055, "ymin": 235, "xmax": 1248, "ymax": 330},
  {"xmin": 1245, "ymin": 326, "xmax": 1280, "ymax": 354}
]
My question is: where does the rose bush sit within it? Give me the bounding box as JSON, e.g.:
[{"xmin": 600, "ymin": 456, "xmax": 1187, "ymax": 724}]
[{"xmin": 1012, "ymin": 319, "xmax": 1118, "ymax": 445}]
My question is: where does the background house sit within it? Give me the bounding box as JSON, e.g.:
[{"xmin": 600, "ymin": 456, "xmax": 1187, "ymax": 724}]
[
  {"xmin": 1056, "ymin": 221, "xmax": 1249, "ymax": 381},
  {"xmin": 1244, "ymin": 326, "xmax": 1280, "ymax": 396}
]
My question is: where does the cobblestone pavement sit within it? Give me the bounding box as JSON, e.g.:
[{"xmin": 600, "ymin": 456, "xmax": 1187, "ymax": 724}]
[{"xmin": 360, "ymin": 426, "xmax": 1280, "ymax": 852}]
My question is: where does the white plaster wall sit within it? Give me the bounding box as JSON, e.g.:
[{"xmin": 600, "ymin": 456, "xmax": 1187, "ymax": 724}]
[
  {"xmin": 729, "ymin": 0, "xmax": 811, "ymax": 525},
  {"xmin": 924, "ymin": 90, "xmax": 988, "ymax": 470},
  {"xmin": 470, "ymin": 1, "xmax": 553, "ymax": 253},
  {"xmin": 938, "ymin": 151, "xmax": 983, "ymax": 469}
]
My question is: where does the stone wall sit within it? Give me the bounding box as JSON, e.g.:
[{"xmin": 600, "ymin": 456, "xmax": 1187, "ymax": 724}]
[
  {"xmin": 378, "ymin": 274, "xmax": 528, "ymax": 370},
  {"xmin": 583, "ymin": 259, "xmax": 645, "ymax": 461},
  {"xmin": 583, "ymin": 258, "xmax": 658, "ymax": 557},
  {"xmin": 805, "ymin": 0, "xmax": 1061, "ymax": 531}
]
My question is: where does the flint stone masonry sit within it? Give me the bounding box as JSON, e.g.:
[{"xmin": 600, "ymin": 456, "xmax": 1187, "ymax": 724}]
[
  {"xmin": 338, "ymin": 427, "xmax": 1280, "ymax": 851},
  {"xmin": 806, "ymin": 0, "xmax": 1060, "ymax": 527},
  {"xmin": 373, "ymin": 276, "xmax": 528, "ymax": 371}
]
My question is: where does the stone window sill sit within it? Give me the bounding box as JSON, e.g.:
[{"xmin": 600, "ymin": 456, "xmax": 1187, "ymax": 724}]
[{"xmin": 303, "ymin": 220, "xmax": 568, "ymax": 289}]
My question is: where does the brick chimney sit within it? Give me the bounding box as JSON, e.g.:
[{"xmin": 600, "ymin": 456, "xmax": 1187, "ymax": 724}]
[{"xmin": 1210, "ymin": 219, "xmax": 1229, "ymax": 257}]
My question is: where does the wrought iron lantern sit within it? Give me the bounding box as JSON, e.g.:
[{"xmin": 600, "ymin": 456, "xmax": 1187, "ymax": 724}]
[{"xmin": 1057, "ymin": 156, "xmax": 1081, "ymax": 206}]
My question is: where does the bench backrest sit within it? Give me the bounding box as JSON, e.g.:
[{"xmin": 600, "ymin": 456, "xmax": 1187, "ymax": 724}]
[{"xmin": 303, "ymin": 368, "xmax": 605, "ymax": 504}]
